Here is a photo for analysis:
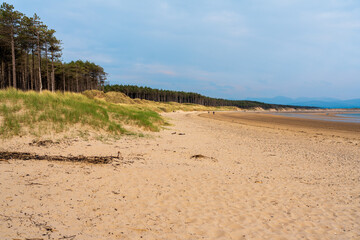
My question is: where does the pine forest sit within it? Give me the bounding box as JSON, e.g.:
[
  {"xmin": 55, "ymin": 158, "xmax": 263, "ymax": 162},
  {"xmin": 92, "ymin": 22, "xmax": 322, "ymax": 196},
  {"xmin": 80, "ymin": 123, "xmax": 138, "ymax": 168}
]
[{"xmin": 0, "ymin": 2, "xmax": 107, "ymax": 92}]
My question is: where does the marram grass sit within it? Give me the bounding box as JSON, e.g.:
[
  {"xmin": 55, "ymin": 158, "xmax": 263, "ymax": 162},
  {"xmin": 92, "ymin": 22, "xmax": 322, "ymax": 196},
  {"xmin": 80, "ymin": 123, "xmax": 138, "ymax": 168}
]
[
  {"xmin": 0, "ymin": 88, "xmax": 165, "ymax": 138},
  {"xmin": 83, "ymin": 90, "xmax": 238, "ymax": 113}
]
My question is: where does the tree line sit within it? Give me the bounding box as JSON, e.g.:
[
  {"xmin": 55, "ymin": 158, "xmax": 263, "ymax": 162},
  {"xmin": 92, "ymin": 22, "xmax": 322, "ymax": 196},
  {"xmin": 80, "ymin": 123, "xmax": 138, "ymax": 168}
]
[
  {"xmin": 104, "ymin": 84, "xmax": 310, "ymax": 109},
  {"xmin": 0, "ymin": 2, "xmax": 107, "ymax": 92},
  {"xmin": 0, "ymin": 2, "xmax": 311, "ymax": 109}
]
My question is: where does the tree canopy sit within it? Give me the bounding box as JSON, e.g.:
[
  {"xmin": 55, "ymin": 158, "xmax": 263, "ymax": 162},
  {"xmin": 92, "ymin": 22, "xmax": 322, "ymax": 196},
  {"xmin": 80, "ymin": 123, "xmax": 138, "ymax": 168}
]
[
  {"xmin": 104, "ymin": 85, "xmax": 311, "ymax": 109},
  {"xmin": 0, "ymin": 2, "xmax": 107, "ymax": 92}
]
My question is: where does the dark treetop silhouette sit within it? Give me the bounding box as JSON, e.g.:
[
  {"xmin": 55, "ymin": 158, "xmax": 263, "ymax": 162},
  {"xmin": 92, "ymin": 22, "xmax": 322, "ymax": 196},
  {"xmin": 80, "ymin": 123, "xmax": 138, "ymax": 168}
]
[
  {"xmin": 104, "ymin": 85, "xmax": 312, "ymax": 109},
  {"xmin": 0, "ymin": 2, "xmax": 107, "ymax": 92}
]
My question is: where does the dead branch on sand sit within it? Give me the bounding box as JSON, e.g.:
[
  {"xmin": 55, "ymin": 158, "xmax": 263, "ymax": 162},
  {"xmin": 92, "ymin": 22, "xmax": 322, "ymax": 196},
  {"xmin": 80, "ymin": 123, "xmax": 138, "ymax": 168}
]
[{"xmin": 0, "ymin": 151, "xmax": 120, "ymax": 164}]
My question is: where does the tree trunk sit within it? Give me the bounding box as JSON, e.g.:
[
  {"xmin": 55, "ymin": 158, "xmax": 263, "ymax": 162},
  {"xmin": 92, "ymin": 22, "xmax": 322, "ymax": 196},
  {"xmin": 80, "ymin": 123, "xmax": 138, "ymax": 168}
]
[
  {"xmin": 63, "ymin": 66, "xmax": 66, "ymax": 92},
  {"xmin": 8, "ymin": 65, "xmax": 11, "ymax": 87},
  {"xmin": 51, "ymin": 53, "xmax": 55, "ymax": 92},
  {"xmin": 31, "ymin": 49, "xmax": 35, "ymax": 90},
  {"xmin": 37, "ymin": 32, "xmax": 42, "ymax": 92},
  {"xmin": 23, "ymin": 52, "xmax": 27, "ymax": 90},
  {"xmin": 76, "ymin": 68, "xmax": 79, "ymax": 92},
  {"xmin": 45, "ymin": 42, "xmax": 50, "ymax": 90},
  {"xmin": 86, "ymin": 74, "xmax": 90, "ymax": 91},
  {"xmin": 10, "ymin": 28, "xmax": 16, "ymax": 88},
  {"xmin": 1, "ymin": 61, "xmax": 5, "ymax": 88},
  {"xmin": 21, "ymin": 66, "xmax": 25, "ymax": 90}
]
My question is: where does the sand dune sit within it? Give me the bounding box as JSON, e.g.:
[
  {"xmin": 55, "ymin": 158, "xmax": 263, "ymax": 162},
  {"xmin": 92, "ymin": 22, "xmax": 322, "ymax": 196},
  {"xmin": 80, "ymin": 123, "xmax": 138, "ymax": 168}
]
[{"xmin": 1, "ymin": 112, "xmax": 359, "ymax": 239}]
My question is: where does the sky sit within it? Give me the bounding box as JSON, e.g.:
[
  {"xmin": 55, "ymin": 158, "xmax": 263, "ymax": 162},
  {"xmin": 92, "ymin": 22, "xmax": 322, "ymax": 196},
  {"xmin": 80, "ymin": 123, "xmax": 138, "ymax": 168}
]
[{"xmin": 8, "ymin": 0, "xmax": 360, "ymax": 100}]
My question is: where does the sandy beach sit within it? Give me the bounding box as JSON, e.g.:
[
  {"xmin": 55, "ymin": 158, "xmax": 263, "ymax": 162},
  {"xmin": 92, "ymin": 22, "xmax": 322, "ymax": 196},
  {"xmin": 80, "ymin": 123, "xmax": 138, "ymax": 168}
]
[{"xmin": 1, "ymin": 111, "xmax": 359, "ymax": 239}]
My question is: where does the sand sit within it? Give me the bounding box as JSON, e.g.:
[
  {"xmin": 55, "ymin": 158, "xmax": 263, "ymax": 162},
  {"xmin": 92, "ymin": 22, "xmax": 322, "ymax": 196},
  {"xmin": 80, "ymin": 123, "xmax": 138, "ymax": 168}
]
[{"xmin": 0, "ymin": 111, "xmax": 359, "ymax": 239}]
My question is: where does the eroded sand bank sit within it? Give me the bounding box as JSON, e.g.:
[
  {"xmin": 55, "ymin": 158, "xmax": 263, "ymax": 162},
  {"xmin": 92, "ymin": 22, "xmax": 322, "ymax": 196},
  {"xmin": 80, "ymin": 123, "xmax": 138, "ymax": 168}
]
[{"xmin": 1, "ymin": 112, "xmax": 359, "ymax": 239}]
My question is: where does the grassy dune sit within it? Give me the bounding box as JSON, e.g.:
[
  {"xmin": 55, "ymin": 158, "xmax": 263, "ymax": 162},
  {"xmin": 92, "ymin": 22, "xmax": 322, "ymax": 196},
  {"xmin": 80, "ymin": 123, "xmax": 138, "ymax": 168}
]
[
  {"xmin": 0, "ymin": 88, "xmax": 165, "ymax": 138},
  {"xmin": 0, "ymin": 89, "xmax": 238, "ymax": 138},
  {"xmin": 83, "ymin": 90, "xmax": 238, "ymax": 113}
]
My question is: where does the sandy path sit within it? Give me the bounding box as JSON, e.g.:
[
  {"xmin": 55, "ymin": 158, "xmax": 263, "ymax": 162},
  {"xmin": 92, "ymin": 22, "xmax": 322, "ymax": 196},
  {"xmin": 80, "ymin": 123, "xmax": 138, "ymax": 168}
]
[{"xmin": 0, "ymin": 112, "xmax": 359, "ymax": 239}]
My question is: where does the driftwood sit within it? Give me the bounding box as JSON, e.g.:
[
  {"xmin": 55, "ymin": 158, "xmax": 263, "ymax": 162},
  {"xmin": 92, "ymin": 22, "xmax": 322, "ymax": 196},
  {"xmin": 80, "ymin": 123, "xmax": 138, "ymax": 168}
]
[
  {"xmin": 29, "ymin": 139, "xmax": 59, "ymax": 147},
  {"xmin": 190, "ymin": 154, "xmax": 218, "ymax": 162},
  {"xmin": 0, "ymin": 151, "xmax": 119, "ymax": 164}
]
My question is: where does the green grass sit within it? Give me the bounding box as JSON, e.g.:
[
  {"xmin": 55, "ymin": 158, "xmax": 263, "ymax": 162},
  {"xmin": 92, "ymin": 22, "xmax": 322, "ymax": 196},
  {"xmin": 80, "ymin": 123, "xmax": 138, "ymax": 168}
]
[
  {"xmin": 83, "ymin": 90, "xmax": 239, "ymax": 113},
  {"xmin": 0, "ymin": 88, "xmax": 165, "ymax": 138}
]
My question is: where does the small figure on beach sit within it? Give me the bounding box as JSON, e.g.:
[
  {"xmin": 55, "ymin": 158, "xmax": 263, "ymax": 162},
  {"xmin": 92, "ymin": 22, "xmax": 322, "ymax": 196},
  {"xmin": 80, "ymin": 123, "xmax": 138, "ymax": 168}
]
[{"xmin": 213, "ymin": 111, "xmax": 215, "ymax": 115}]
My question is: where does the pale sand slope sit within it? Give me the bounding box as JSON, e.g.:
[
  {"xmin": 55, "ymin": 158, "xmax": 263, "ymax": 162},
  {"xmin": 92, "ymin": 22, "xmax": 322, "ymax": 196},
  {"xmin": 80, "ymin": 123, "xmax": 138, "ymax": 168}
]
[{"xmin": 0, "ymin": 112, "xmax": 359, "ymax": 240}]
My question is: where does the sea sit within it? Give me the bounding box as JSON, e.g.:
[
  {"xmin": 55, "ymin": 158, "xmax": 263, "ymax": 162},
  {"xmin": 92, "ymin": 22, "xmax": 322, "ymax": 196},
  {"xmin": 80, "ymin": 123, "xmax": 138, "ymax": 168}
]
[
  {"xmin": 335, "ymin": 113, "xmax": 360, "ymax": 123},
  {"xmin": 274, "ymin": 112, "xmax": 360, "ymax": 123}
]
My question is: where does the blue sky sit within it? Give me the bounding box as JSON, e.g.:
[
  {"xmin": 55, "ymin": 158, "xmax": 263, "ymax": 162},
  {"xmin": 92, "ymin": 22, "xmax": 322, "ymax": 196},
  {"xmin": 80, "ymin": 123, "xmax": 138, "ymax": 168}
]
[{"xmin": 9, "ymin": 0, "xmax": 360, "ymax": 100}]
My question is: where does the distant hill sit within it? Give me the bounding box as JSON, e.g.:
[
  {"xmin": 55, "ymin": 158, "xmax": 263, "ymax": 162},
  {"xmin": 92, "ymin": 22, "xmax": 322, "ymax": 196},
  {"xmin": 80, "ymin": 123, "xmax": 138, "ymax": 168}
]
[{"xmin": 247, "ymin": 97, "xmax": 360, "ymax": 109}]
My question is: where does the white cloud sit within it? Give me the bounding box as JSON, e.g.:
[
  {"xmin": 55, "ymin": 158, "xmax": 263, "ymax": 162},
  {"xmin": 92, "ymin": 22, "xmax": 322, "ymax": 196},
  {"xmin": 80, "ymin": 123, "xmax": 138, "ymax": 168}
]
[
  {"xmin": 203, "ymin": 11, "xmax": 249, "ymax": 37},
  {"xmin": 204, "ymin": 11, "xmax": 241, "ymax": 25},
  {"xmin": 312, "ymin": 9, "xmax": 360, "ymax": 29},
  {"xmin": 62, "ymin": 50, "xmax": 115, "ymax": 64},
  {"xmin": 133, "ymin": 63, "xmax": 177, "ymax": 76}
]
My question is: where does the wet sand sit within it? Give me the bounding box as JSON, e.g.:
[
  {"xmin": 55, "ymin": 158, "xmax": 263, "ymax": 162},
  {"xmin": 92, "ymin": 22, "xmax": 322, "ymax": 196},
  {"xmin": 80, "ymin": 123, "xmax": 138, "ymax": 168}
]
[
  {"xmin": 200, "ymin": 111, "xmax": 360, "ymax": 140},
  {"xmin": 1, "ymin": 112, "xmax": 359, "ymax": 239}
]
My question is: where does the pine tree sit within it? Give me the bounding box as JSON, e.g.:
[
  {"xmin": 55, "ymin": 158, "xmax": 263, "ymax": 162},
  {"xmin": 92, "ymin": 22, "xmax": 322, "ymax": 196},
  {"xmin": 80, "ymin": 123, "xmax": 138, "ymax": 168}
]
[
  {"xmin": 0, "ymin": 2, "xmax": 106, "ymax": 93},
  {"xmin": 0, "ymin": 2, "xmax": 22, "ymax": 88},
  {"xmin": 47, "ymin": 30, "xmax": 61, "ymax": 92},
  {"xmin": 32, "ymin": 13, "xmax": 45, "ymax": 92}
]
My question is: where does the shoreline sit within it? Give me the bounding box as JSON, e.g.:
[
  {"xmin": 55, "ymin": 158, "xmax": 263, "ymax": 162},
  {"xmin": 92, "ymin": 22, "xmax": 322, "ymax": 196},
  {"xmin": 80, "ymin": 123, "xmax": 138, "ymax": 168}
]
[{"xmin": 200, "ymin": 111, "xmax": 360, "ymax": 140}]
